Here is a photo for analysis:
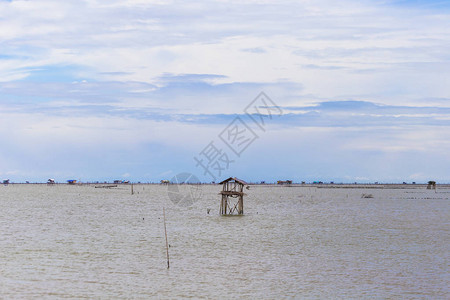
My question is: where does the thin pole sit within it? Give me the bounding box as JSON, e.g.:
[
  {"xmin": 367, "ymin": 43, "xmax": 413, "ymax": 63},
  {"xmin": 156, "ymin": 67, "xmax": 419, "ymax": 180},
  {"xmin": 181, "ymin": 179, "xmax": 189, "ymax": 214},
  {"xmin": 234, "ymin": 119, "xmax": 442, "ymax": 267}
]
[
  {"xmin": 163, "ymin": 207, "xmax": 170, "ymax": 269},
  {"xmin": 131, "ymin": 184, "xmax": 134, "ymax": 195}
]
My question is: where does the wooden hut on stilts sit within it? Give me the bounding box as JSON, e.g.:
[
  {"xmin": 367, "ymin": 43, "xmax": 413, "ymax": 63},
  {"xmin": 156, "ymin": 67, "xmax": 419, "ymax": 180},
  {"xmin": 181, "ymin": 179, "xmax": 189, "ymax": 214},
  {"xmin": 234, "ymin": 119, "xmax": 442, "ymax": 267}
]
[
  {"xmin": 218, "ymin": 177, "xmax": 247, "ymax": 215},
  {"xmin": 427, "ymin": 181, "xmax": 436, "ymax": 191}
]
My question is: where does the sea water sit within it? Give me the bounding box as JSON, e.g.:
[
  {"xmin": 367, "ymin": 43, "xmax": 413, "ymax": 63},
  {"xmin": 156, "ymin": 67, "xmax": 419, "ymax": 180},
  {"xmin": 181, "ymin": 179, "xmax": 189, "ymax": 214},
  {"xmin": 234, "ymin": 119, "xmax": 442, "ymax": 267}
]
[{"xmin": 0, "ymin": 184, "xmax": 448, "ymax": 298}]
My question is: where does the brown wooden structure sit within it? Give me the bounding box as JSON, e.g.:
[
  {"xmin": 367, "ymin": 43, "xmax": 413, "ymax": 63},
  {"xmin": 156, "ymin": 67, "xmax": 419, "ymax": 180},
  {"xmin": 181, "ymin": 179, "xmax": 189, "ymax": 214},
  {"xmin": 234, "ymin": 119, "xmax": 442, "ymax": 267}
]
[
  {"xmin": 277, "ymin": 180, "xmax": 292, "ymax": 185},
  {"xmin": 427, "ymin": 181, "xmax": 436, "ymax": 190},
  {"xmin": 218, "ymin": 177, "xmax": 247, "ymax": 215}
]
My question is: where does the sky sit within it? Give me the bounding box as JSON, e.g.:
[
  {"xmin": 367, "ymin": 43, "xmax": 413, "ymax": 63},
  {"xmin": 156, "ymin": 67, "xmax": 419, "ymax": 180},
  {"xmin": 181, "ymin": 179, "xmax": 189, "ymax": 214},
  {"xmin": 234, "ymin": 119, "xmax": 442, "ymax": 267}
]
[{"xmin": 1, "ymin": 0, "xmax": 450, "ymax": 183}]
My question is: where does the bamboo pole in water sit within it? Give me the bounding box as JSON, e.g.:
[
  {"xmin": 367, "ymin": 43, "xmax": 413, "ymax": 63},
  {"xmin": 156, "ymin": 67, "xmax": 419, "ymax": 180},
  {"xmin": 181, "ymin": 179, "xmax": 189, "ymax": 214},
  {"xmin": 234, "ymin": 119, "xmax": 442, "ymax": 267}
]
[{"xmin": 163, "ymin": 207, "xmax": 170, "ymax": 269}]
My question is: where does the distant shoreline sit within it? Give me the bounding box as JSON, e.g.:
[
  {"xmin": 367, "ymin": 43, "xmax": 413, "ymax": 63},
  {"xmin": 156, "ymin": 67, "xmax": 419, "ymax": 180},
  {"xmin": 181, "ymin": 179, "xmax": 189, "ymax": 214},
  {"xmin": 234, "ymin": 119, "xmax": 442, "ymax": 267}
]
[{"xmin": 2, "ymin": 183, "xmax": 450, "ymax": 189}]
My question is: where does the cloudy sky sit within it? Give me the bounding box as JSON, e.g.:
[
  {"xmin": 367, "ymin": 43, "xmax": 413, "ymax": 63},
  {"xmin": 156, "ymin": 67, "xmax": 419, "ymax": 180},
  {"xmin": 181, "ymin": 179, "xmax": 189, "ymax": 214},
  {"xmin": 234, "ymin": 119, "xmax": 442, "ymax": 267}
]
[{"xmin": 1, "ymin": 0, "xmax": 449, "ymax": 183}]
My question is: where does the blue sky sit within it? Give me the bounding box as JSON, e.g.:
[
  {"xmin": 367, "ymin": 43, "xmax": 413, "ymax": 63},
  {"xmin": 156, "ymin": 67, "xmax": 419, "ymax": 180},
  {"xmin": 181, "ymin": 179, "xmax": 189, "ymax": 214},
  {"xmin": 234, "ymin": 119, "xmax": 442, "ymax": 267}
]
[{"xmin": 1, "ymin": 0, "xmax": 449, "ymax": 183}]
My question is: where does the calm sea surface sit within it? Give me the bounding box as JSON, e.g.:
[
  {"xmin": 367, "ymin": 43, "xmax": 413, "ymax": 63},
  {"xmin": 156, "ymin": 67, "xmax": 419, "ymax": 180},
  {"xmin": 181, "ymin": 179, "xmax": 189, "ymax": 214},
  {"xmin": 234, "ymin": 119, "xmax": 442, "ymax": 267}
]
[{"xmin": 0, "ymin": 184, "xmax": 448, "ymax": 299}]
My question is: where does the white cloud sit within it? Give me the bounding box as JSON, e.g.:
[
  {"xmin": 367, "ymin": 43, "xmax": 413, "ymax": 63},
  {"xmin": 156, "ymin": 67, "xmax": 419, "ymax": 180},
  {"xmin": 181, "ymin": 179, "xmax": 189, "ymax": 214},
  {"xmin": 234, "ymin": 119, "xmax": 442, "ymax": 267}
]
[
  {"xmin": 1, "ymin": 0, "xmax": 449, "ymax": 99},
  {"xmin": 1, "ymin": 0, "xmax": 450, "ymax": 182}
]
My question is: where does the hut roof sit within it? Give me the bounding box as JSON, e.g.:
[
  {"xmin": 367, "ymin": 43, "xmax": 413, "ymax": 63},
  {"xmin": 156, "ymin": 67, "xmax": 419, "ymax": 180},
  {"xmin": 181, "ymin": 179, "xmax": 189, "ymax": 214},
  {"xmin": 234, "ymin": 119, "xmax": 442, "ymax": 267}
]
[{"xmin": 218, "ymin": 177, "xmax": 247, "ymax": 185}]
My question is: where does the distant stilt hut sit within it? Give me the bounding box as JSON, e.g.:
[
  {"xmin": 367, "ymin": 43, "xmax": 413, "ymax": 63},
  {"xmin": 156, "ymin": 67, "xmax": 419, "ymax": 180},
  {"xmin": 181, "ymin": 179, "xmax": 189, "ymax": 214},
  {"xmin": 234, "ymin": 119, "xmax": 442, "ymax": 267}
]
[
  {"xmin": 277, "ymin": 180, "xmax": 292, "ymax": 185},
  {"xmin": 427, "ymin": 181, "xmax": 436, "ymax": 190},
  {"xmin": 218, "ymin": 177, "xmax": 247, "ymax": 215}
]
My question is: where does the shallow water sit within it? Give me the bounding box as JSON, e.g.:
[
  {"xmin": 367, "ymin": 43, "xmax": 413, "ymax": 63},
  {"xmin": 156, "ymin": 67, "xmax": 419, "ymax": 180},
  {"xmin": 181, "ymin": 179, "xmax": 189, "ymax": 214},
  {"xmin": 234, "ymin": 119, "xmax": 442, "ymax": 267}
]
[{"xmin": 0, "ymin": 184, "xmax": 448, "ymax": 298}]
